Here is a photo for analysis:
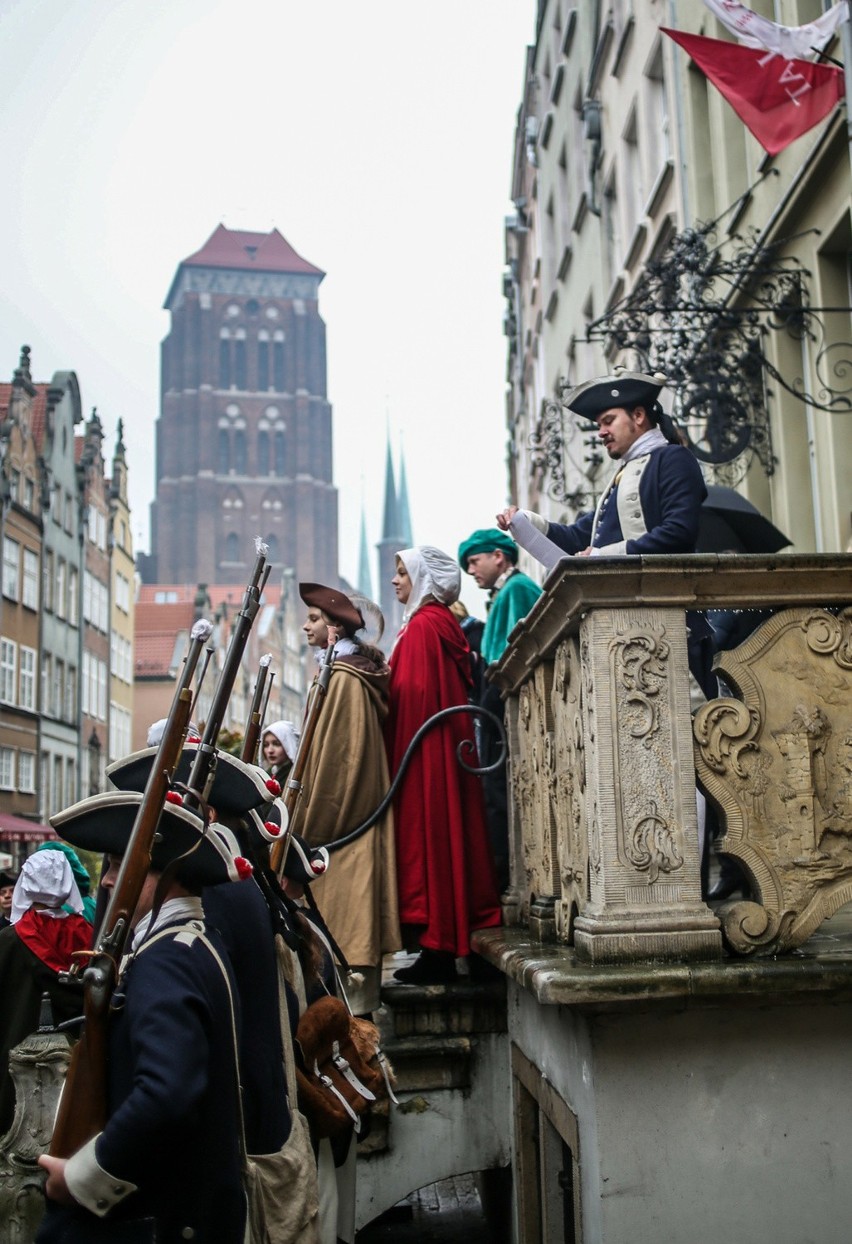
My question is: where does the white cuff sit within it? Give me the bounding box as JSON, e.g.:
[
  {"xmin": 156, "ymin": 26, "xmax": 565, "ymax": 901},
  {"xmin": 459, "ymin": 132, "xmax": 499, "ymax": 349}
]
[
  {"xmin": 594, "ymin": 541, "xmax": 627, "ymax": 556},
  {"xmin": 65, "ymin": 1135, "xmax": 138, "ymax": 1217},
  {"xmin": 520, "ymin": 509, "xmax": 548, "ymax": 534}
]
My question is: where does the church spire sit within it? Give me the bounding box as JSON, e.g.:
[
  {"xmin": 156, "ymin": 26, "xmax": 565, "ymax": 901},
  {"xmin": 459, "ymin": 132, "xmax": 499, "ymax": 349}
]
[
  {"xmin": 357, "ymin": 503, "xmax": 373, "ymax": 598},
  {"xmin": 381, "ymin": 437, "xmax": 399, "ymax": 540},
  {"xmin": 397, "ymin": 446, "xmax": 413, "ymax": 548}
]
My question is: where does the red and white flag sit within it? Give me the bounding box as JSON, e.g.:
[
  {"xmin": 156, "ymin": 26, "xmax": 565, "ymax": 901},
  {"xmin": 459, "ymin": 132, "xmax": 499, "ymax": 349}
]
[
  {"xmin": 702, "ymin": 0, "xmax": 849, "ymax": 61},
  {"xmin": 663, "ymin": 28, "xmax": 844, "ymax": 155}
]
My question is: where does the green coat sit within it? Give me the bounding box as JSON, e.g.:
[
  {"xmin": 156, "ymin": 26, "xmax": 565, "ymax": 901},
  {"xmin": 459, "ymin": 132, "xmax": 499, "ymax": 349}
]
[{"xmin": 481, "ymin": 569, "xmax": 542, "ymax": 666}]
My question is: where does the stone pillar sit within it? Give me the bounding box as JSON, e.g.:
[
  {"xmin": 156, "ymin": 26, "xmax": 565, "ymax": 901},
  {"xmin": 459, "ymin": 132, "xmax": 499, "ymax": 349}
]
[{"xmin": 571, "ymin": 605, "xmax": 721, "ymax": 962}]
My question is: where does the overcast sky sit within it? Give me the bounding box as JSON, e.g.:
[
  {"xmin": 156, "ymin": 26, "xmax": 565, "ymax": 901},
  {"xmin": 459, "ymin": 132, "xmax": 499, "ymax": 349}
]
[{"xmin": 0, "ymin": 0, "xmax": 535, "ymax": 615}]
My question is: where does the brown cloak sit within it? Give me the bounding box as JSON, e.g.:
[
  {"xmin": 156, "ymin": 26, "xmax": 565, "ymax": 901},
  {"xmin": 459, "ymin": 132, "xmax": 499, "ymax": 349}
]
[{"xmin": 291, "ymin": 658, "xmax": 401, "ymax": 967}]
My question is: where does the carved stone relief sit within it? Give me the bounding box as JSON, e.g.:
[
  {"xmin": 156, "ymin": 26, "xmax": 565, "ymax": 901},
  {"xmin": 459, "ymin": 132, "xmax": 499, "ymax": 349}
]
[
  {"xmin": 512, "ymin": 665, "xmax": 560, "ymax": 920},
  {"xmin": 694, "ymin": 607, "xmax": 852, "ymax": 954}
]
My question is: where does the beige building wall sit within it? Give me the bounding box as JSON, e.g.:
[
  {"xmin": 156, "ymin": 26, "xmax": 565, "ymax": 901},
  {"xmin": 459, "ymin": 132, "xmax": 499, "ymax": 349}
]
[{"xmin": 506, "ymin": 0, "xmax": 852, "ymax": 558}]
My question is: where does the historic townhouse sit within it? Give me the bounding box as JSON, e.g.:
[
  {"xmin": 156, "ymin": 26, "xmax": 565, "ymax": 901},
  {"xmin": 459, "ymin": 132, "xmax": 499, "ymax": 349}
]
[
  {"xmin": 505, "ymin": 0, "xmax": 852, "ymax": 555},
  {"xmin": 0, "ymin": 348, "xmax": 43, "ymax": 824},
  {"xmin": 33, "ymin": 366, "xmax": 84, "ymax": 818},
  {"xmin": 107, "ymin": 421, "xmax": 135, "ymax": 764},
  {"xmin": 76, "ymin": 410, "xmax": 112, "ymax": 797}
]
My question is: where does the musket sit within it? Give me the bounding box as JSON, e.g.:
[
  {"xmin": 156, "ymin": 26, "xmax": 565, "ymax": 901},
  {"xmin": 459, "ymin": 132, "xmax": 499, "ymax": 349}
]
[
  {"xmin": 49, "ymin": 617, "xmax": 214, "ymax": 1158},
  {"xmin": 325, "ymin": 703, "xmax": 507, "ymax": 854},
  {"xmin": 181, "ymin": 541, "xmax": 271, "ymax": 815},
  {"xmin": 269, "ymin": 640, "xmax": 336, "ymax": 878},
  {"xmin": 241, "ymin": 653, "xmax": 273, "ymax": 766}
]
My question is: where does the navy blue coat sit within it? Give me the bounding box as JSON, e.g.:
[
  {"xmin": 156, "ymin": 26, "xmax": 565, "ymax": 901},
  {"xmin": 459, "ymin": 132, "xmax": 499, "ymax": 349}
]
[
  {"xmin": 547, "ymin": 444, "xmax": 706, "ymax": 555},
  {"xmin": 203, "ymin": 878, "xmax": 292, "ymax": 1155},
  {"xmin": 546, "ymin": 443, "xmax": 716, "ymax": 698},
  {"xmin": 38, "ymin": 920, "xmax": 245, "ymax": 1244}
]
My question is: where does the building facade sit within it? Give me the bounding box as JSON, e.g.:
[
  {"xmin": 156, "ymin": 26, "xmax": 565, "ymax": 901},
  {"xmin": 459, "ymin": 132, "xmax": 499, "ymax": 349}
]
[
  {"xmin": 108, "ymin": 421, "xmax": 135, "ymax": 764},
  {"xmin": 0, "ymin": 349, "xmax": 43, "ymax": 822},
  {"xmin": 77, "ymin": 410, "xmax": 112, "ymax": 797},
  {"xmin": 147, "ymin": 224, "xmax": 340, "ymax": 588},
  {"xmin": 34, "ymin": 367, "xmax": 84, "ymax": 819},
  {"xmin": 504, "ymin": 0, "xmax": 852, "ymax": 559}
]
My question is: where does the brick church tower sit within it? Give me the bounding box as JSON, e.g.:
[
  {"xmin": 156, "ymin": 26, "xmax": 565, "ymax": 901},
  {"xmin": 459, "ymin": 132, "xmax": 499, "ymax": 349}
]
[{"xmin": 145, "ymin": 225, "xmax": 339, "ymax": 586}]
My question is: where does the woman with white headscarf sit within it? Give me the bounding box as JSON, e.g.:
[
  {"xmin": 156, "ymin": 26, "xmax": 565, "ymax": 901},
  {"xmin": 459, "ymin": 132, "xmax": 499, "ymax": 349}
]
[
  {"xmin": 386, "ymin": 546, "xmax": 502, "ymax": 984},
  {"xmin": 0, "ymin": 851, "xmax": 91, "ymax": 1133}
]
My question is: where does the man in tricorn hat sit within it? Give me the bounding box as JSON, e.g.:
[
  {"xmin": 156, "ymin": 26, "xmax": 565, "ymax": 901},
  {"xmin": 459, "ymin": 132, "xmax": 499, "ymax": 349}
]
[
  {"xmin": 497, "ymin": 371, "xmax": 716, "ymax": 698},
  {"xmin": 37, "ymin": 793, "xmax": 248, "ymax": 1243},
  {"xmin": 457, "ymin": 529, "xmax": 541, "ymax": 892}
]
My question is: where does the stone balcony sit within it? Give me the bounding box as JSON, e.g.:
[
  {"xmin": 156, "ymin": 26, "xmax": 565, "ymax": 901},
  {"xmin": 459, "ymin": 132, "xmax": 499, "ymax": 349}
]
[{"xmin": 485, "ymin": 553, "xmax": 852, "ymax": 964}]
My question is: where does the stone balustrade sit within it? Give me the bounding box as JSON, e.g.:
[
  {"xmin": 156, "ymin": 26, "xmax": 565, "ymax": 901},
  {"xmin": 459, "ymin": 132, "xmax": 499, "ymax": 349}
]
[{"xmin": 488, "ymin": 553, "xmax": 852, "ymax": 963}]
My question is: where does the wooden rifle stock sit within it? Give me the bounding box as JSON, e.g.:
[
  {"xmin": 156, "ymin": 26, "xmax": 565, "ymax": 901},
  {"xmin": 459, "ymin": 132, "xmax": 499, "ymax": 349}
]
[
  {"xmin": 270, "ymin": 641, "xmax": 335, "ymax": 876},
  {"xmin": 49, "ymin": 618, "xmax": 214, "ymax": 1158},
  {"xmin": 241, "ymin": 653, "xmax": 273, "ymax": 765},
  {"xmin": 182, "ymin": 545, "xmax": 270, "ymax": 812}
]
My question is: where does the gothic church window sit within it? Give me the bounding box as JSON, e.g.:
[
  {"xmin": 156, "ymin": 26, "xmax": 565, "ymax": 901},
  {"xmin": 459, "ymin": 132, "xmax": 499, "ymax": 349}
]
[
  {"xmin": 273, "ymin": 332, "xmax": 286, "ymax": 391},
  {"xmin": 235, "ymin": 430, "xmax": 247, "ymax": 474},
  {"xmin": 218, "ymin": 429, "xmax": 230, "ymax": 474},
  {"xmin": 258, "ymin": 429, "xmax": 271, "ymax": 475},
  {"xmin": 258, "ymin": 330, "xmax": 270, "ymax": 390},
  {"xmin": 224, "ymin": 533, "xmax": 240, "ymax": 563},
  {"xmin": 234, "ymin": 330, "xmax": 247, "ymax": 390},
  {"xmin": 219, "ymin": 330, "xmax": 231, "ymax": 389},
  {"xmin": 274, "ymin": 430, "xmax": 286, "ymax": 476}
]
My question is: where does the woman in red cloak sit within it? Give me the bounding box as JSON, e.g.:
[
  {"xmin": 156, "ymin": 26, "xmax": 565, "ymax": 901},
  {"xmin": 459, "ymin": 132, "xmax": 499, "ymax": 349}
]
[{"xmin": 386, "ymin": 545, "xmax": 501, "ymax": 985}]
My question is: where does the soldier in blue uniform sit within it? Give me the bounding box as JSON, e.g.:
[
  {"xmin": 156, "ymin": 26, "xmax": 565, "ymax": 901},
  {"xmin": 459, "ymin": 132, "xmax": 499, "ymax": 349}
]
[
  {"xmin": 498, "ymin": 371, "xmax": 716, "ymax": 698},
  {"xmin": 36, "ymin": 792, "xmax": 249, "ymax": 1244}
]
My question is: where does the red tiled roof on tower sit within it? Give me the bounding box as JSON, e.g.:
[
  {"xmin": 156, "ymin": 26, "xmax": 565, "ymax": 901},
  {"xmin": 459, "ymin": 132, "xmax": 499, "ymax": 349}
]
[{"xmin": 180, "ymin": 224, "xmax": 324, "ymax": 278}]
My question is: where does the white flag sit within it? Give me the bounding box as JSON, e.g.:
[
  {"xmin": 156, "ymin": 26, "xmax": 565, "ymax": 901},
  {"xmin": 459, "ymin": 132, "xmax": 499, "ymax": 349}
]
[{"xmin": 702, "ymin": 0, "xmax": 849, "ymax": 61}]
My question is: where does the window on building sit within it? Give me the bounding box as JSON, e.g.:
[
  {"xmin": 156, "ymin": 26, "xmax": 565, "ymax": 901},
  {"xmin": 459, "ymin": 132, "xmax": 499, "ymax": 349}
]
[
  {"xmin": 234, "ymin": 333, "xmax": 247, "ymax": 390},
  {"xmin": 274, "ymin": 430, "xmax": 287, "ymax": 476},
  {"xmin": 22, "ymin": 548, "xmax": 38, "ymax": 610},
  {"xmin": 224, "ymin": 533, "xmax": 240, "ymax": 563},
  {"xmin": 0, "ymin": 639, "xmax": 17, "ymax": 704},
  {"xmin": 65, "ymin": 759, "xmax": 76, "ymax": 807},
  {"xmin": 41, "ymin": 752, "xmax": 50, "ymax": 816},
  {"xmin": 55, "ymin": 659, "xmax": 65, "ymax": 718},
  {"xmin": 219, "ymin": 334, "xmax": 232, "ymax": 389},
  {"xmin": 42, "ymin": 652, "xmax": 52, "ymax": 715},
  {"xmin": 19, "ymin": 646, "xmax": 36, "ymax": 711},
  {"xmin": 645, "ymin": 42, "xmax": 671, "ymax": 184},
  {"xmin": 218, "ymin": 429, "xmax": 230, "ymax": 475},
  {"xmin": 66, "ymin": 666, "xmax": 77, "ymax": 721},
  {"xmin": 54, "ymin": 755, "xmax": 63, "ymax": 811},
  {"xmin": 53, "ymin": 482, "xmax": 63, "ymax": 526},
  {"xmin": 64, "ymin": 492, "xmax": 73, "ymax": 534},
  {"xmin": 153, "ymin": 590, "xmax": 178, "ymax": 604},
  {"xmin": 81, "ymin": 652, "xmax": 90, "ymax": 716},
  {"xmin": 258, "ymin": 429, "xmax": 271, "ymax": 475},
  {"xmin": 68, "ymin": 566, "xmax": 79, "ymax": 623},
  {"xmin": 56, "ymin": 558, "xmax": 67, "ymax": 619},
  {"xmin": 258, "ymin": 333, "xmax": 270, "ymax": 390},
  {"xmin": 43, "ymin": 549, "xmax": 54, "ymax": 611},
  {"xmin": 2, "ymin": 536, "xmax": 19, "ymax": 599},
  {"xmin": 23, "ymin": 477, "xmax": 34, "ymax": 511},
  {"xmin": 273, "ymin": 337, "xmax": 285, "ymax": 391},
  {"xmin": 10, "ymin": 469, "xmax": 20, "ymax": 503},
  {"xmin": 18, "ymin": 751, "xmax": 35, "ymax": 793},
  {"xmin": 0, "ymin": 748, "xmax": 15, "ymax": 791},
  {"xmin": 235, "ymin": 430, "xmax": 247, "ymax": 474},
  {"xmin": 265, "ymin": 534, "xmax": 280, "ymax": 564}
]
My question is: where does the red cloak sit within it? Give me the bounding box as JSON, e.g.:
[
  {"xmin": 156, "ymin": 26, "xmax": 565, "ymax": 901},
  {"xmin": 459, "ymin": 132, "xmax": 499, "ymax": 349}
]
[{"xmin": 386, "ymin": 602, "xmax": 501, "ymax": 957}]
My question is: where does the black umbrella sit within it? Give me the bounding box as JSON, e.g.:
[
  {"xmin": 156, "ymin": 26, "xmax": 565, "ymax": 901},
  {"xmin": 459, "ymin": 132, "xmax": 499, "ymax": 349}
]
[{"xmin": 697, "ymin": 485, "xmax": 792, "ymax": 554}]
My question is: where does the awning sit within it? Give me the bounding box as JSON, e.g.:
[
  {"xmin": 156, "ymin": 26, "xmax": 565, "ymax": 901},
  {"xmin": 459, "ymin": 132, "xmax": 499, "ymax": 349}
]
[{"xmin": 0, "ymin": 811, "xmax": 57, "ymax": 844}]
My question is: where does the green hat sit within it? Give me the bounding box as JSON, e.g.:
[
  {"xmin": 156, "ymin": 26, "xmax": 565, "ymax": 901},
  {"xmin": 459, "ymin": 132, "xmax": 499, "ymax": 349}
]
[{"xmin": 458, "ymin": 528, "xmax": 519, "ymax": 571}]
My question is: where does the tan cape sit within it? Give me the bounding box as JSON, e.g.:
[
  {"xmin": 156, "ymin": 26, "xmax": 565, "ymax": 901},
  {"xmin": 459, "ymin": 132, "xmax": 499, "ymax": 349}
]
[{"xmin": 291, "ymin": 658, "xmax": 401, "ymax": 967}]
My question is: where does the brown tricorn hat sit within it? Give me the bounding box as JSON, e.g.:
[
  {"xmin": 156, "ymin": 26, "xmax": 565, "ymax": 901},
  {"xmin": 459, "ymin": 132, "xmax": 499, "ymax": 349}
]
[{"xmin": 299, "ymin": 583, "xmax": 364, "ymax": 636}]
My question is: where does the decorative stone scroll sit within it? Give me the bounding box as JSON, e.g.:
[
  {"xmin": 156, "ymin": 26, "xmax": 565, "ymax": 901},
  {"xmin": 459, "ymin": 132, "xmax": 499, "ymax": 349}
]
[{"xmin": 694, "ymin": 607, "xmax": 852, "ymax": 955}]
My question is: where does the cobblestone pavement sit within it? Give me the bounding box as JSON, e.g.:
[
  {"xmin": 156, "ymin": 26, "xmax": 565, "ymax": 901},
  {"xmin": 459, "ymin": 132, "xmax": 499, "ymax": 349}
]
[{"xmin": 355, "ymin": 1175, "xmax": 494, "ymax": 1243}]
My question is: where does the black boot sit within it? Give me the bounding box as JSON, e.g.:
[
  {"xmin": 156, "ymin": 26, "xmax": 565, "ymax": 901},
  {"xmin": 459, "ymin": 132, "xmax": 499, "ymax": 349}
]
[
  {"xmin": 393, "ymin": 948, "xmax": 458, "ymax": 985},
  {"xmin": 706, "ymin": 860, "xmax": 749, "ymax": 902}
]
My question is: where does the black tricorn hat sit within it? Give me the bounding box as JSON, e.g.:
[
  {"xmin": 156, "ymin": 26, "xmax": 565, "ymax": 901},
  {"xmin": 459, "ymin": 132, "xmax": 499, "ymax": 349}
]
[
  {"xmin": 563, "ymin": 372, "xmax": 666, "ymax": 426},
  {"xmin": 299, "ymin": 582, "xmax": 364, "ymax": 637},
  {"xmin": 50, "ymin": 791, "xmax": 250, "ymax": 888},
  {"xmin": 107, "ymin": 747, "xmax": 281, "ymax": 813},
  {"xmin": 247, "ymin": 800, "xmax": 329, "ymax": 887}
]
